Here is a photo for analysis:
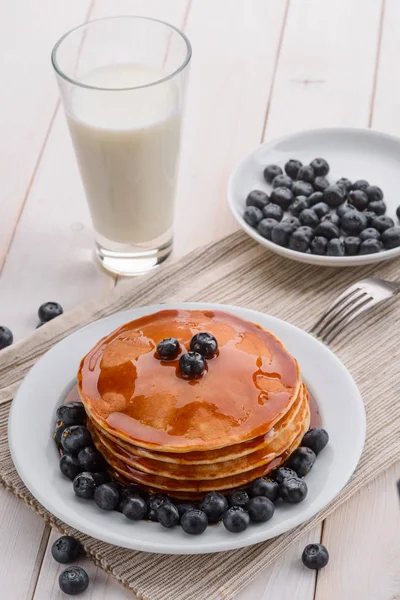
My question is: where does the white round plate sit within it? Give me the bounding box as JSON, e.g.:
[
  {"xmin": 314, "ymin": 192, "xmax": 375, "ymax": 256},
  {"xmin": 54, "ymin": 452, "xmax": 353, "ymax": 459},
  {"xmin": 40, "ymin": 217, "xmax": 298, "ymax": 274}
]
[
  {"xmin": 9, "ymin": 303, "xmax": 365, "ymax": 554},
  {"xmin": 228, "ymin": 127, "xmax": 400, "ymax": 266}
]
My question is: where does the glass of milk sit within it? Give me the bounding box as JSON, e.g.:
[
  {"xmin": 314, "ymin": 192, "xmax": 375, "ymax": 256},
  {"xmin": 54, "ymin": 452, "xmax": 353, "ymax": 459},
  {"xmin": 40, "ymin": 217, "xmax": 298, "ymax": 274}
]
[{"xmin": 52, "ymin": 17, "xmax": 191, "ymax": 275}]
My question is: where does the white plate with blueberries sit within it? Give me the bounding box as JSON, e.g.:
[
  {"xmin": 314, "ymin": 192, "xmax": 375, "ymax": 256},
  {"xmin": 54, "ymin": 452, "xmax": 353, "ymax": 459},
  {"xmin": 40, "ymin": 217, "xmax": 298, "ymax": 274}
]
[
  {"xmin": 8, "ymin": 303, "xmax": 366, "ymax": 554},
  {"xmin": 228, "ymin": 127, "xmax": 400, "ymax": 266}
]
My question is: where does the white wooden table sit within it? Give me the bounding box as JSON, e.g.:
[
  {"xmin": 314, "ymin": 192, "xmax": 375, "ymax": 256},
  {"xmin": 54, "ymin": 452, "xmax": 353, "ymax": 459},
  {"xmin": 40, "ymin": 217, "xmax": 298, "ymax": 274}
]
[{"xmin": 1, "ymin": 1, "xmax": 399, "ymax": 598}]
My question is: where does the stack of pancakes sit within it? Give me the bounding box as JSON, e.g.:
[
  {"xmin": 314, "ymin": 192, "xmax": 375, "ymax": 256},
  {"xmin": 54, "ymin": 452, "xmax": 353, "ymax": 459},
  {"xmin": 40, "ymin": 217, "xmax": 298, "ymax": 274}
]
[{"xmin": 78, "ymin": 309, "xmax": 310, "ymax": 500}]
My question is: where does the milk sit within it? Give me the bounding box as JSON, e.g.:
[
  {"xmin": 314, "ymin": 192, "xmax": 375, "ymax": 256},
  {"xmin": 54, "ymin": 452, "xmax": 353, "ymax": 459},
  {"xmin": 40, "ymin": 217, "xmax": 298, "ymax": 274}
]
[{"xmin": 66, "ymin": 65, "xmax": 182, "ymax": 245}]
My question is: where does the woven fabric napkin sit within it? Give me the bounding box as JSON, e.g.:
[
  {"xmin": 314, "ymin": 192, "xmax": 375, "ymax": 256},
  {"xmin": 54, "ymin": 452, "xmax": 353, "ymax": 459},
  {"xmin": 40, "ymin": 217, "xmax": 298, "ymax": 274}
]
[{"xmin": 0, "ymin": 231, "xmax": 399, "ymax": 600}]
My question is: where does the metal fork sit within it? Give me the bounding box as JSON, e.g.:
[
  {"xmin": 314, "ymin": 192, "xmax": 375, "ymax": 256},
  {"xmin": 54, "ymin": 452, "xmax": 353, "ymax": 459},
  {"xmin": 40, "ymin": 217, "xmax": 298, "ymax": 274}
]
[{"xmin": 310, "ymin": 277, "xmax": 400, "ymax": 344}]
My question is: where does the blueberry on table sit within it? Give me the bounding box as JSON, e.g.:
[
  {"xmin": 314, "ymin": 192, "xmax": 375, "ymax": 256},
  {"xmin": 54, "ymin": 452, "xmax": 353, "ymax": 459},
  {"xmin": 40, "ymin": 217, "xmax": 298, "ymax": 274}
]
[
  {"xmin": 297, "ymin": 165, "xmax": 315, "ymax": 183},
  {"xmin": 336, "ymin": 177, "xmax": 352, "ymax": 192},
  {"xmin": 287, "ymin": 446, "xmax": 317, "ymax": 477},
  {"xmin": 157, "ymin": 337, "xmax": 180, "ymax": 360},
  {"xmin": 55, "ymin": 424, "xmax": 67, "ymax": 445},
  {"xmin": 340, "ymin": 210, "xmax": 368, "ymax": 235},
  {"xmin": 299, "ymin": 209, "xmax": 319, "ymax": 228},
  {"xmin": 181, "ymin": 509, "xmax": 208, "ymax": 535},
  {"xmin": 323, "ymin": 184, "xmax": 345, "ymax": 207},
  {"xmin": 308, "ymin": 191, "xmax": 324, "ymax": 206},
  {"xmin": 313, "ymin": 176, "xmax": 330, "ymax": 192},
  {"xmin": 292, "ymin": 181, "xmax": 314, "ymax": 197},
  {"xmin": 381, "ymin": 227, "xmax": 400, "ymax": 249},
  {"xmin": 344, "ymin": 236, "xmax": 361, "ymax": 256},
  {"xmin": 177, "ymin": 503, "xmax": 196, "ymax": 519},
  {"xmin": 359, "ymin": 239, "xmax": 383, "ymax": 254},
  {"xmin": 77, "ymin": 446, "xmax": 106, "ymax": 472},
  {"xmin": 284, "ymin": 159, "xmax": 303, "ymax": 179},
  {"xmin": 272, "ymin": 467, "xmax": 298, "ymax": 484},
  {"xmin": 257, "ymin": 218, "xmax": 278, "ymax": 240},
  {"xmin": 190, "ymin": 332, "xmax": 218, "ymax": 358},
  {"xmin": 272, "ymin": 174, "xmax": 293, "ymax": 189},
  {"xmin": 56, "ymin": 402, "xmax": 86, "ymax": 427},
  {"xmin": 243, "ymin": 206, "xmax": 263, "ymax": 227},
  {"xmin": 0, "ymin": 326, "xmax": 13, "ymax": 350},
  {"xmin": 288, "ymin": 230, "xmax": 311, "ymax": 253},
  {"xmin": 327, "ymin": 238, "xmax": 345, "ymax": 257},
  {"xmin": 271, "ymin": 222, "xmax": 296, "ymax": 247},
  {"xmin": 310, "ymin": 236, "xmax": 328, "ymax": 255},
  {"xmin": 147, "ymin": 495, "xmax": 170, "ymax": 521},
  {"xmin": 157, "ymin": 503, "xmax": 180, "ymax": 528},
  {"xmin": 270, "ymin": 186, "xmax": 294, "ymax": 210},
  {"xmin": 223, "ymin": 507, "xmax": 250, "ymax": 533},
  {"xmin": 348, "ymin": 190, "xmax": 369, "ymax": 211},
  {"xmin": 38, "ymin": 301, "xmax": 63, "ymax": 323},
  {"xmin": 310, "ymin": 158, "xmax": 330, "ymax": 176},
  {"xmin": 365, "ymin": 185, "xmax": 383, "ymax": 203},
  {"xmin": 228, "ymin": 490, "xmax": 250, "ymax": 509},
  {"xmin": 302, "ymin": 543, "xmax": 329, "ymax": 570},
  {"xmin": 370, "ymin": 215, "xmax": 394, "ymax": 232},
  {"xmin": 262, "ymin": 203, "xmax": 284, "ymax": 222},
  {"xmin": 289, "ymin": 196, "xmax": 309, "ymax": 217},
  {"xmin": 314, "ymin": 221, "xmax": 340, "ymax": 240},
  {"xmin": 279, "ymin": 477, "xmax": 308, "ymax": 503},
  {"xmin": 59, "ymin": 455, "xmax": 82, "ymax": 481},
  {"xmin": 312, "ymin": 202, "xmax": 330, "ymax": 219},
  {"xmin": 59, "ymin": 566, "xmax": 89, "ymax": 596},
  {"xmin": 61, "ymin": 425, "xmax": 92, "ymax": 456},
  {"xmin": 351, "ymin": 179, "xmax": 369, "ymax": 192},
  {"xmin": 337, "ymin": 203, "xmax": 356, "ymax": 218},
  {"xmin": 179, "ymin": 352, "xmax": 207, "ymax": 378},
  {"xmin": 51, "ymin": 536, "xmax": 82, "ymax": 564},
  {"xmin": 245, "ymin": 189, "xmax": 269, "ymax": 209},
  {"xmin": 263, "ymin": 164, "xmax": 283, "ymax": 184},
  {"xmin": 368, "ymin": 200, "xmax": 387, "ymax": 215},
  {"xmin": 250, "ymin": 477, "xmax": 279, "ymax": 502},
  {"xmin": 73, "ymin": 472, "xmax": 98, "ymax": 499},
  {"xmin": 122, "ymin": 494, "xmax": 147, "ymax": 520},
  {"xmin": 302, "ymin": 428, "xmax": 329, "ymax": 455},
  {"xmin": 359, "ymin": 228, "xmax": 381, "ymax": 241},
  {"xmin": 248, "ymin": 496, "xmax": 275, "ymax": 523},
  {"xmin": 94, "ymin": 482, "xmax": 120, "ymax": 510},
  {"xmin": 321, "ymin": 213, "xmax": 340, "ymax": 227},
  {"xmin": 199, "ymin": 491, "xmax": 228, "ymax": 523}
]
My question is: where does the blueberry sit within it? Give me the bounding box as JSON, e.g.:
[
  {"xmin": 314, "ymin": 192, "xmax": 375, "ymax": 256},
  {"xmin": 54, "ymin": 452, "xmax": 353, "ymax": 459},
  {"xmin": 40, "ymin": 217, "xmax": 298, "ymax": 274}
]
[
  {"xmin": 77, "ymin": 446, "xmax": 106, "ymax": 472},
  {"xmin": 157, "ymin": 502, "xmax": 180, "ymax": 528},
  {"xmin": 73, "ymin": 472, "xmax": 98, "ymax": 499},
  {"xmin": 289, "ymin": 229, "xmax": 311, "ymax": 253},
  {"xmin": 272, "ymin": 467, "xmax": 298, "ymax": 484},
  {"xmin": 55, "ymin": 424, "xmax": 67, "ymax": 445},
  {"xmin": 122, "ymin": 494, "xmax": 147, "ymax": 520},
  {"xmin": 321, "ymin": 213, "xmax": 340, "ymax": 227},
  {"xmin": 297, "ymin": 165, "xmax": 314, "ymax": 183},
  {"xmin": 179, "ymin": 352, "xmax": 207, "ymax": 378},
  {"xmin": 336, "ymin": 177, "xmax": 352, "ymax": 192},
  {"xmin": 292, "ymin": 181, "xmax": 314, "ymax": 197},
  {"xmin": 177, "ymin": 503, "xmax": 196, "ymax": 519},
  {"xmin": 284, "ymin": 159, "xmax": 302, "ymax": 179},
  {"xmin": 223, "ymin": 507, "xmax": 250, "ymax": 533},
  {"xmin": 157, "ymin": 337, "xmax": 180, "ymax": 360},
  {"xmin": 299, "ymin": 209, "xmax": 319, "ymax": 228},
  {"xmin": 283, "ymin": 216, "xmax": 300, "ymax": 229},
  {"xmin": 341, "ymin": 210, "xmax": 368, "ymax": 235},
  {"xmin": 279, "ymin": 477, "xmax": 308, "ymax": 503},
  {"xmin": 257, "ymin": 218, "xmax": 278, "ymax": 240},
  {"xmin": 286, "ymin": 446, "xmax": 316, "ymax": 477},
  {"xmin": 270, "ymin": 186, "xmax": 294, "ymax": 210},
  {"xmin": 94, "ymin": 482, "xmax": 120, "ymax": 510},
  {"xmin": 248, "ymin": 496, "xmax": 275, "ymax": 523},
  {"xmin": 271, "ymin": 222, "xmax": 295, "ymax": 247},
  {"xmin": 370, "ymin": 215, "xmax": 394, "ymax": 232},
  {"xmin": 348, "ymin": 190, "xmax": 369, "ymax": 211},
  {"xmin": 262, "ymin": 203, "xmax": 284, "ymax": 222},
  {"xmin": 308, "ymin": 192, "xmax": 324, "ymax": 207},
  {"xmin": 310, "ymin": 236, "xmax": 328, "ymax": 255},
  {"xmin": 228, "ymin": 490, "xmax": 250, "ymax": 509},
  {"xmin": 289, "ymin": 196, "xmax": 309, "ymax": 217},
  {"xmin": 272, "ymin": 174, "xmax": 293, "ymax": 189},
  {"xmin": 56, "ymin": 402, "xmax": 86, "ymax": 427},
  {"xmin": 363, "ymin": 210, "xmax": 376, "ymax": 226},
  {"xmin": 0, "ymin": 326, "xmax": 13, "ymax": 350},
  {"xmin": 314, "ymin": 221, "xmax": 340, "ymax": 240},
  {"xmin": 59, "ymin": 566, "xmax": 89, "ymax": 596},
  {"xmin": 38, "ymin": 301, "xmax": 63, "ymax": 323},
  {"xmin": 337, "ymin": 203, "xmax": 356, "ymax": 218},
  {"xmin": 323, "ymin": 184, "xmax": 345, "ymax": 207},
  {"xmin": 359, "ymin": 239, "xmax": 382, "ymax": 254},
  {"xmin": 313, "ymin": 176, "xmax": 330, "ymax": 192},
  {"xmin": 147, "ymin": 495, "xmax": 170, "ymax": 521},
  {"xmin": 246, "ymin": 190, "xmax": 269, "ymax": 209},
  {"xmin": 263, "ymin": 164, "xmax": 283, "ymax": 184},
  {"xmin": 397, "ymin": 205, "xmax": 400, "ymax": 221},
  {"xmin": 181, "ymin": 509, "xmax": 208, "ymax": 535},
  {"xmin": 359, "ymin": 228, "xmax": 381, "ymax": 241},
  {"xmin": 199, "ymin": 491, "xmax": 228, "ymax": 523},
  {"xmin": 344, "ymin": 236, "xmax": 361, "ymax": 256},
  {"xmin": 302, "ymin": 428, "xmax": 329, "ymax": 455},
  {"xmin": 302, "ymin": 543, "xmax": 329, "ymax": 570},
  {"xmin": 312, "ymin": 202, "xmax": 330, "ymax": 219},
  {"xmin": 61, "ymin": 425, "xmax": 92, "ymax": 456},
  {"xmin": 369, "ymin": 200, "xmax": 387, "ymax": 215},
  {"xmin": 51, "ymin": 536, "xmax": 82, "ymax": 564},
  {"xmin": 310, "ymin": 158, "xmax": 329, "ymax": 176},
  {"xmin": 250, "ymin": 477, "xmax": 279, "ymax": 502},
  {"xmin": 327, "ymin": 238, "xmax": 345, "ymax": 257},
  {"xmin": 60, "ymin": 455, "xmax": 82, "ymax": 481},
  {"xmin": 243, "ymin": 206, "xmax": 263, "ymax": 227},
  {"xmin": 381, "ymin": 227, "xmax": 400, "ymax": 249},
  {"xmin": 190, "ymin": 332, "xmax": 218, "ymax": 358},
  {"xmin": 351, "ymin": 179, "xmax": 369, "ymax": 192},
  {"xmin": 297, "ymin": 225, "xmax": 315, "ymax": 240},
  {"xmin": 365, "ymin": 185, "xmax": 383, "ymax": 203}
]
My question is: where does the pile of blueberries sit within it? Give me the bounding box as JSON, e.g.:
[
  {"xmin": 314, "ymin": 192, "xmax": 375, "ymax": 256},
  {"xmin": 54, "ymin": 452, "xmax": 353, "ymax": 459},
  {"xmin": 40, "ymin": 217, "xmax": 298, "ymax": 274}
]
[
  {"xmin": 157, "ymin": 330, "xmax": 218, "ymax": 377},
  {"xmin": 243, "ymin": 157, "xmax": 400, "ymax": 256},
  {"xmin": 0, "ymin": 301, "xmax": 63, "ymax": 351}
]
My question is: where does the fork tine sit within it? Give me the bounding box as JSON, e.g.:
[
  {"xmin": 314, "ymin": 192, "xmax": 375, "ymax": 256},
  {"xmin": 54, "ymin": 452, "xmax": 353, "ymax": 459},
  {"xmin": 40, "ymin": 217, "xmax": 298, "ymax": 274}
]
[
  {"xmin": 321, "ymin": 296, "xmax": 374, "ymax": 343},
  {"xmin": 311, "ymin": 287, "xmax": 366, "ymax": 336},
  {"xmin": 313, "ymin": 290, "xmax": 369, "ymax": 337},
  {"xmin": 310, "ymin": 284, "xmax": 363, "ymax": 334}
]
